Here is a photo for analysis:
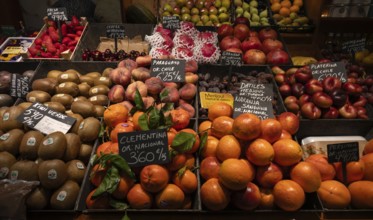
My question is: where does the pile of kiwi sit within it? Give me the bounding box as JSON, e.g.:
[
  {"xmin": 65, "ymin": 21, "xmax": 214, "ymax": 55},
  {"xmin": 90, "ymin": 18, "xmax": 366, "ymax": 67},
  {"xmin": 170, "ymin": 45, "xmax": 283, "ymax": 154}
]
[{"xmin": 0, "ymin": 68, "xmax": 112, "ymax": 210}]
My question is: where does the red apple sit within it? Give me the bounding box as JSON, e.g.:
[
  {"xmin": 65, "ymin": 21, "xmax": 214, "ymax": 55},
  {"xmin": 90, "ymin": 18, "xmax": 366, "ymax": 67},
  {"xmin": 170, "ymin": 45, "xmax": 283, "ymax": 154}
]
[
  {"xmin": 279, "ymin": 84, "xmax": 292, "ymax": 98},
  {"xmin": 226, "ymin": 47, "xmax": 243, "ymax": 54},
  {"xmin": 322, "ymin": 77, "xmax": 342, "ymax": 94},
  {"xmin": 249, "ymin": 30, "xmax": 258, "ymax": 37},
  {"xmin": 219, "ymin": 36, "xmax": 241, "ymax": 51},
  {"xmin": 262, "ymin": 39, "xmax": 283, "ymax": 54},
  {"xmin": 338, "ymin": 104, "xmax": 357, "ymax": 119},
  {"xmin": 200, "ymin": 156, "xmax": 220, "ymax": 181},
  {"xmin": 305, "ymin": 79, "xmax": 323, "ymax": 95},
  {"xmin": 258, "ymin": 28, "xmax": 278, "ymax": 41},
  {"xmin": 234, "ymin": 16, "xmax": 250, "ymax": 27},
  {"xmin": 256, "ymin": 163, "xmax": 283, "ymax": 188},
  {"xmin": 322, "ymin": 107, "xmax": 339, "ymax": 119},
  {"xmin": 312, "ymin": 92, "xmax": 333, "ymax": 108},
  {"xmin": 241, "ymin": 36, "xmax": 262, "ymax": 52},
  {"xmin": 291, "ymin": 83, "xmax": 305, "ymax": 98},
  {"xmin": 298, "ymin": 94, "xmax": 311, "ymax": 106},
  {"xmin": 343, "ymin": 82, "xmax": 363, "ymax": 95},
  {"xmin": 217, "ymin": 24, "xmax": 234, "ymax": 40},
  {"xmin": 243, "ymin": 49, "xmax": 266, "ymax": 65},
  {"xmin": 233, "ymin": 24, "xmax": 250, "ymax": 42},
  {"xmin": 294, "ymin": 67, "xmax": 312, "ymax": 84},
  {"xmin": 266, "ymin": 49, "xmax": 289, "ymax": 65},
  {"xmin": 301, "ymin": 102, "xmax": 322, "ymax": 119},
  {"xmin": 231, "ymin": 182, "xmax": 261, "ymax": 211}
]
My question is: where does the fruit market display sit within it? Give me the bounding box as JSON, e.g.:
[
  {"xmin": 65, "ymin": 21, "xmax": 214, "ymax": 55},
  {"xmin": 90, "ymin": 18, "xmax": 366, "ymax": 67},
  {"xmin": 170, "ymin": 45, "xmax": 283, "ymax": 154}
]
[
  {"xmin": 161, "ymin": 0, "xmax": 231, "ymax": 26},
  {"xmin": 81, "ymin": 49, "xmax": 148, "ymax": 62},
  {"xmin": 217, "ymin": 24, "xmax": 290, "ymax": 65},
  {"xmin": 234, "ymin": 0, "xmax": 271, "ymax": 26},
  {"xmin": 270, "ymin": 0, "xmax": 311, "ymax": 29}
]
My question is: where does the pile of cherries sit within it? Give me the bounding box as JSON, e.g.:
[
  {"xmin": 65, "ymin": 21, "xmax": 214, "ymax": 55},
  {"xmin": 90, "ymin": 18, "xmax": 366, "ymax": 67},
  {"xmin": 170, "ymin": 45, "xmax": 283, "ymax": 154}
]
[{"xmin": 81, "ymin": 49, "xmax": 147, "ymax": 61}]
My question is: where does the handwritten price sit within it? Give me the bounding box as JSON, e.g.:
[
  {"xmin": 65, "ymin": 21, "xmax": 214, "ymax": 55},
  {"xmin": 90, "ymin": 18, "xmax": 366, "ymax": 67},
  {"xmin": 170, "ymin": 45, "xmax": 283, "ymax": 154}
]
[
  {"xmin": 127, "ymin": 148, "xmax": 168, "ymax": 165},
  {"xmin": 22, "ymin": 109, "xmax": 44, "ymax": 126},
  {"xmin": 157, "ymin": 71, "xmax": 182, "ymax": 82}
]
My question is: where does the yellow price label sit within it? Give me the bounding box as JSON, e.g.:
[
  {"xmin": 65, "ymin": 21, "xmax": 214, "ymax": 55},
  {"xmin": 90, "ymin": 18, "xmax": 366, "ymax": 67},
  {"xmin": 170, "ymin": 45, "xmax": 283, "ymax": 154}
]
[
  {"xmin": 200, "ymin": 92, "xmax": 234, "ymax": 109},
  {"xmin": 2, "ymin": 46, "xmax": 22, "ymax": 55}
]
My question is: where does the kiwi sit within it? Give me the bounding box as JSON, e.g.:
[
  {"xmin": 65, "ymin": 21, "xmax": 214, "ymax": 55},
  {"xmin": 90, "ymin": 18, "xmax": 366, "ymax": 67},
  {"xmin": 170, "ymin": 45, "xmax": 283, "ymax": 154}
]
[
  {"xmin": 78, "ymin": 83, "xmax": 91, "ymax": 97},
  {"xmin": 26, "ymin": 187, "xmax": 51, "ymax": 210},
  {"xmin": 44, "ymin": 102, "xmax": 66, "ymax": 113},
  {"xmin": 56, "ymin": 82, "xmax": 79, "ymax": 97},
  {"xmin": 66, "ymin": 113, "xmax": 84, "ymax": 134},
  {"xmin": 70, "ymin": 101, "xmax": 95, "ymax": 118},
  {"xmin": 50, "ymin": 180, "xmax": 80, "ymax": 210},
  {"xmin": 102, "ymin": 67, "xmax": 113, "ymax": 77},
  {"xmin": 94, "ymin": 76, "xmax": 112, "ymax": 87},
  {"xmin": 26, "ymin": 90, "xmax": 51, "ymax": 103},
  {"xmin": 85, "ymin": 72, "xmax": 101, "ymax": 79},
  {"xmin": 65, "ymin": 69, "xmax": 80, "ymax": 76},
  {"xmin": 78, "ymin": 144, "xmax": 93, "ymax": 164},
  {"xmin": 0, "ymin": 94, "xmax": 13, "ymax": 107},
  {"xmin": 93, "ymin": 105, "xmax": 105, "ymax": 117},
  {"xmin": 89, "ymin": 85, "xmax": 109, "ymax": 97},
  {"xmin": 66, "ymin": 159, "xmax": 85, "ymax": 184},
  {"xmin": 47, "ymin": 70, "xmax": 63, "ymax": 79},
  {"xmin": 32, "ymin": 78, "xmax": 57, "ymax": 95},
  {"xmin": 51, "ymin": 93, "xmax": 74, "ymax": 109},
  {"xmin": 35, "ymin": 157, "xmax": 44, "ymax": 165},
  {"xmin": 74, "ymin": 96, "xmax": 89, "ymax": 102},
  {"xmin": 0, "ymin": 128, "xmax": 24, "ymax": 156},
  {"xmin": 0, "ymin": 151, "xmax": 16, "ymax": 179},
  {"xmin": 63, "ymin": 133, "xmax": 81, "ymax": 161},
  {"xmin": 57, "ymin": 72, "xmax": 80, "ymax": 84},
  {"xmin": 9, "ymin": 160, "xmax": 39, "ymax": 181},
  {"xmin": 38, "ymin": 131, "xmax": 67, "ymax": 160},
  {"xmin": 89, "ymin": 95, "xmax": 109, "ymax": 106},
  {"xmin": 17, "ymin": 102, "xmax": 33, "ymax": 111},
  {"xmin": 79, "ymin": 75, "xmax": 94, "ymax": 87},
  {"xmin": 19, "ymin": 130, "xmax": 44, "ymax": 160},
  {"xmin": 38, "ymin": 159, "xmax": 67, "ymax": 189},
  {"xmin": 78, "ymin": 117, "xmax": 101, "ymax": 143},
  {"xmin": 0, "ymin": 106, "xmax": 25, "ymax": 132},
  {"xmin": 0, "ymin": 106, "xmax": 8, "ymax": 118}
]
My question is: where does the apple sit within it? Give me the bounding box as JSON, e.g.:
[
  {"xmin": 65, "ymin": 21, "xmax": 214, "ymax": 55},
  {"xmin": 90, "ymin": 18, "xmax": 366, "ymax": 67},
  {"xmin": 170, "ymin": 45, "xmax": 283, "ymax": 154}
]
[
  {"xmin": 322, "ymin": 107, "xmax": 339, "ymax": 119},
  {"xmin": 330, "ymin": 89, "xmax": 348, "ymax": 108},
  {"xmin": 240, "ymin": 36, "xmax": 262, "ymax": 52},
  {"xmin": 243, "ymin": 49, "xmax": 266, "ymax": 65},
  {"xmin": 226, "ymin": 47, "xmax": 243, "ymax": 54},
  {"xmin": 352, "ymin": 95, "xmax": 367, "ymax": 107},
  {"xmin": 312, "ymin": 92, "xmax": 333, "ymax": 108},
  {"xmin": 288, "ymin": 74, "xmax": 296, "ymax": 85},
  {"xmin": 291, "ymin": 83, "xmax": 305, "ymax": 98},
  {"xmin": 262, "ymin": 39, "xmax": 283, "ymax": 54},
  {"xmin": 219, "ymin": 36, "xmax": 241, "ymax": 51},
  {"xmin": 305, "ymin": 79, "xmax": 323, "ymax": 95},
  {"xmin": 231, "ymin": 182, "xmax": 261, "ymax": 211},
  {"xmin": 258, "ymin": 28, "xmax": 278, "ymax": 41},
  {"xmin": 249, "ymin": 30, "xmax": 258, "ymax": 37},
  {"xmin": 217, "ymin": 24, "xmax": 234, "ymax": 40},
  {"xmin": 234, "ymin": 16, "xmax": 250, "ymax": 27},
  {"xmin": 200, "ymin": 156, "xmax": 221, "ymax": 181},
  {"xmin": 356, "ymin": 106, "xmax": 368, "ymax": 119},
  {"xmin": 276, "ymin": 112, "xmax": 300, "ymax": 135},
  {"xmin": 256, "ymin": 163, "xmax": 283, "ymax": 188},
  {"xmin": 233, "ymin": 24, "xmax": 250, "ymax": 41},
  {"xmin": 298, "ymin": 94, "xmax": 311, "ymax": 106},
  {"xmin": 338, "ymin": 104, "xmax": 357, "ymax": 119},
  {"xmin": 266, "ymin": 49, "xmax": 289, "ymax": 65},
  {"xmin": 322, "ymin": 77, "xmax": 342, "ymax": 94},
  {"xmin": 294, "ymin": 67, "xmax": 312, "ymax": 84},
  {"xmin": 301, "ymin": 102, "xmax": 322, "ymax": 119},
  {"xmin": 274, "ymin": 74, "xmax": 287, "ymax": 85},
  {"xmin": 279, "ymin": 84, "xmax": 292, "ymax": 98}
]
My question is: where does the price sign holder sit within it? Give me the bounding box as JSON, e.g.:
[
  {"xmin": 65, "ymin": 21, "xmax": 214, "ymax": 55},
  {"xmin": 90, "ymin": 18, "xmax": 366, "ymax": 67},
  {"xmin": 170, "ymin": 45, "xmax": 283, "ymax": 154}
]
[
  {"xmin": 162, "ymin": 16, "xmax": 180, "ymax": 31},
  {"xmin": 118, "ymin": 129, "xmax": 170, "ymax": 167},
  {"xmin": 309, "ymin": 61, "xmax": 347, "ymax": 83},
  {"xmin": 17, "ymin": 102, "xmax": 76, "ymax": 135},
  {"xmin": 221, "ymin": 51, "xmax": 242, "ymax": 66},
  {"xmin": 47, "ymin": 8, "xmax": 68, "ymax": 43},
  {"xmin": 342, "ymin": 38, "xmax": 366, "ymax": 56},
  {"xmin": 9, "ymin": 74, "xmax": 30, "ymax": 98},
  {"xmin": 106, "ymin": 25, "xmax": 125, "ymax": 53},
  {"xmin": 327, "ymin": 142, "xmax": 359, "ymax": 184},
  {"xmin": 150, "ymin": 59, "xmax": 185, "ymax": 82},
  {"xmin": 199, "ymin": 92, "xmax": 234, "ymax": 109}
]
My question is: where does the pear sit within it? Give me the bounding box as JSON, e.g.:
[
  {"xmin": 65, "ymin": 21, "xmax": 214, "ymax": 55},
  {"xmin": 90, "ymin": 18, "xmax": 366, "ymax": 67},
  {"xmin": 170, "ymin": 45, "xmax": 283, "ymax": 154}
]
[
  {"xmin": 251, "ymin": 13, "xmax": 260, "ymax": 22},
  {"xmin": 363, "ymin": 54, "xmax": 373, "ymax": 65},
  {"xmin": 236, "ymin": 6, "xmax": 244, "ymax": 15},
  {"xmin": 243, "ymin": 11, "xmax": 251, "ymax": 19},
  {"xmin": 196, "ymin": 21, "xmax": 204, "ymax": 26},
  {"xmin": 218, "ymin": 13, "xmax": 229, "ymax": 22},
  {"xmin": 234, "ymin": 0, "xmax": 243, "ymax": 7},
  {"xmin": 221, "ymin": 0, "xmax": 230, "ymax": 9},
  {"xmin": 259, "ymin": 9, "xmax": 268, "ymax": 18},
  {"xmin": 250, "ymin": 7, "xmax": 258, "ymax": 15},
  {"xmin": 214, "ymin": 0, "xmax": 222, "ymax": 8},
  {"xmin": 249, "ymin": 0, "xmax": 258, "ymax": 8},
  {"xmin": 260, "ymin": 17, "xmax": 268, "ymax": 23},
  {"xmin": 243, "ymin": 2, "xmax": 250, "ymax": 11},
  {"xmin": 290, "ymin": 12, "xmax": 298, "ymax": 20},
  {"xmin": 250, "ymin": 21, "xmax": 260, "ymax": 26},
  {"xmin": 262, "ymin": 21, "xmax": 270, "ymax": 26}
]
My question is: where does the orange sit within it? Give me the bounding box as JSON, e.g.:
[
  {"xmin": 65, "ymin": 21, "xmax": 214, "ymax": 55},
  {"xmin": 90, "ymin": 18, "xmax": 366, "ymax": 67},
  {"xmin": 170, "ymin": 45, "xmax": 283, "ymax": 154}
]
[
  {"xmin": 127, "ymin": 184, "xmax": 153, "ymax": 209},
  {"xmin": 259, "ymin": 188, "xmax": 275, "ymax": 209},
  {"xmin": 155, "ymin": 184, "xmax": 185, "ymax": 209},
  {"xmin": 90, "ymin": 164, "xmax": 107, "ymax": 187},
  {"xmin": 219, "ymin": 158, "xmax": 254, "ymax": 190},
  {"xmin": 215, "ymin": 135, "xmax": 241, "ymax": 162},
  {"xmin": 178, "ymin": 128, "xmax": 200, "ymax": 154},
  {"xmin": 132, "ymin": 111, "xmax": 144, "ymax": 131},
  {"xmin": 110, "ymin": 122, "xmax": 134, "ymax": 143},
  {"xmin": 140, "ymin": 164, "xmax": 169, "ymax": 193},
  {"xmin": 246, "ymin": 138, "xmax": 274, "ymax": 166},
  {"xmin": 208, "ymin": 102, "xmax": 233, "ymax": 121},
  {"xmin": 317, "ymin": 180, "xmax": 351, "ymax": 209},
  {"xmin": 171, "ymin": 108, "xmax": 191, "ymax": 130},
  {"xmin": 271, "ymin": 2, "xmax": 281, "ymax": 13},
  {"xmin": 334, "ymin": 160, "xmax": 365, "ymax": 184},
  {"xmin": 172, "ymin": 169, "xmax": 198, "ymax": 194},
  {"xmin": 259, "ymin": 118, "xmax": 282, "ymax": 143},
  {"xmin": 293, "ymin": 0, "xmax": 303, "ymax": 7},
  {"xmin": 103, "ymin": 104, "xmax": 128, "ymax": 128},
  {"xmin": 184, "ymin": 153, "xmax": 195, "ymax": 169},
  {"xmin": 273, "ymin": 180, "xmax": 305, "ymax": 211},
  {"xmin": 167, "ymin": 128, "xmax": 177, "ymax": 146},
  {"xmin": 166, "ymin": 152, "xmax": 187, "ymax": 171},
  {"xmin": 86, "ymin": 189, "xmax": 110, "ymax": 209},
  {"xmin": 279, "ymin": 7, "xmax": 290, "ymax": 17},
  {"xmin": 290, "ymin": 161, "xmax": 322, "ymax": 193},
  {"xmin": 96, "ymin": 141, "xmax": 112, "ymax": 156},
  {"xmin": 290, "ymin": 5, "xmax": 300, "ymax": 13},
  {"xmin": 200, "ymin": 178, "xmax": 231, "ymax": 211},
  {"xmin": 362, "ymin": 153, "xmax": 373, "ymax": 180},
  {"xmin": 210, "ymin": 116, "xmax": 234, "ymax": 139},
  {"xmin": 232, "ymin": 113, "xmax": 261, "ymax": 141},
  {"xmin": 198, "ymin": 120, "xmax": 212, "ymax": 136},
  {"xmin": 112, "ymin": 174, "xmax": 135, "ymax": 199},
  {"xmin": 272, "ymin": 139, "xmax": 302, "ymax": 166},
  {"xmin": 182, "ymin": 194, "xmax": 192, "ymax": 209},
  {"xmin": 280, "ymin": 0, "xmax": 292, "ymax": 8},
  {"xmin": 305, "ymin": 154, "xmax": 336, "ymax": 181},
  {"xmin": 201, "ymin": 136, "xmax": 219, "ymax": 158},
  {"xmin": 363, "ymin": 139, "xmax": 373, "ymax": 155}
]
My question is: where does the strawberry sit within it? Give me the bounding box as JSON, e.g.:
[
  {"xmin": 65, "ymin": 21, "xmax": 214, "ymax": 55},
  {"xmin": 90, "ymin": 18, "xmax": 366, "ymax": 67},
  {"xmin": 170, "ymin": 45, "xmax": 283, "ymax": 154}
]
[
  {"xmin": 68, "ymin": 40, "xmax": 77, "ymax": 47},
  {"xmin": 54, "ymin": 42, "xmax": 61, "ymax": 49},
  {"xmin": 61, "ymin": 23, "xmax": 67, "ymax": 36},
  {"xmin": 28, "ymin": 47, "xmax": 40, "ymax": 56},
  {"xmin": 68, "ymin": 46, "xmax": 76, "ymax": 51},
  {"xmin": 49, "ymin": 31, "xmax": 60, "ymax": 42},
  {"xmin": 76, "ymin": 31, "xmax": 82, "ymax": 36},
  {"xmin": 46, "ymin": 44, "xmax": 57, "ymax": 53},
  {"xmin": 67, "ymin": 33, "xmax": 77, "ymax": 39},
  {"xmin": 62, "ymin": 37, "xmax": 71, "ymax": 45},
  {"xmin": 42, "ymin": 35, "xmax": 53, "ymax": 44},
  {"xmin": 71, "ymin": 16, "xmax": 79, "ymax": 26},
  {"xmin": 34, "ymin": 38, "xmax": 42, "ymax": 45},
  {"xmin": 41, "ymin": 52, "xmax": 52, "ymax": 58},
  {"xmin": 48, "ymin": 26, "xmax": 56, "ymax": 34},
  {"xmin": 60, "ymin": 44, "xmax": 67, "ymax": 52},
  {"xmin": 74, "ymin": 25, "xmax": 84, "ymax": 31},
  {"xmin": 47, "ymin": 20, "xmax": 56, "ymax": 28}
]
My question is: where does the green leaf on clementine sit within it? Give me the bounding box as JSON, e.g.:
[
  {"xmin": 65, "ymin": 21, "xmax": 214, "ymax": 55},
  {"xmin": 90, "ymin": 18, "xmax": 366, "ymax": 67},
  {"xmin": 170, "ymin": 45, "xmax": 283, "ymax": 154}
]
[
  {"xmin": 138, "ymin": 113, "xmax": 149, "ymax": 131},
  {"xmin": 171, "ymin": 132, "xmax": 195, "ymax": 153}
]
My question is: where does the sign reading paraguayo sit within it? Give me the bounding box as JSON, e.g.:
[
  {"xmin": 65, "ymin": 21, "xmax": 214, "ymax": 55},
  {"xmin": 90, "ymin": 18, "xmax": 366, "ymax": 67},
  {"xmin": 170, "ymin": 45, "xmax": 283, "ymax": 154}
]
[{"xmin": 150, "ymin": 59, "xmax": 185, "ymax": 82}]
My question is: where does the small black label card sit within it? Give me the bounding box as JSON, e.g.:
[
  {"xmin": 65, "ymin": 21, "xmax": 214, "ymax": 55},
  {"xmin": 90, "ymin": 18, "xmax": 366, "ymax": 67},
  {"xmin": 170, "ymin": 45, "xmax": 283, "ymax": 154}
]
[
  {"xmin": 221, "ymin": 51, "xmax": 242, "ymax": 66},
  {"xmin": 327, "ymin": 142, "xmax": 359, "ymax": 163},
  {"xmin": 162, "ymin": 16, "xmax": 180, "ymax": 31},
  {"xmin": 47, "ymin": 8, "xmax": 68, "ymax": 21},
  {"xmin": 342, "ymin": 38, "xmax": 366, "ymax": 54},
  {"xmin": 106, "ymin": 24, "xmax": 125, "ymax": 39},
  {"xmin": 310, "ymin": 61, "xmax": 347, "ymax": 83},
  {"xmin": 150, "ymin": 59, "xmax": 185, "ymax": 82},
  {"xmin": 9, "ymin": 74, "xmax": 30, "ymax": 98}
]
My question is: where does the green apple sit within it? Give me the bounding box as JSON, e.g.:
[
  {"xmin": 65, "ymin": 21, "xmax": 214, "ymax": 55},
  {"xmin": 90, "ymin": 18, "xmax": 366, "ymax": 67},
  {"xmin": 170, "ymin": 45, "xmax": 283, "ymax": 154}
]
[
  {"xmin": 191, "ymin": 14, "xmax": 201, "ymax": 23},
  {"xmin": 200, "ymin": 7, "xmax": 209, "ymax": 15},
  {"xmin": 163, "ymin": 3, "xmax": 173, "ymax": 13},
  {"xmin": 236, "ymin": 6, "xmax": 244, "ymax": 15},
  {"xmin": 181, "ymin": 13, "xmax": 191, "ymax": 21},
  {"xmin": 243, "ymin": 11, "xmax": 251, "ymax": 19},
  {"xmin": 234, "ymin": 0, "xmax": 243, "ymax": 7},
  {"xmin": 214, "ymin": 0, "xmax": 222, "ymax": 8},
  {"xmin": 250, "ymin": 7, "xmax": 258, "ymax": 15},
  {"xmin": 249, "ymin": 0, "xmax": 258, "ymax": 8},
  {"xmin": 176, "ymin": 0, "xmax": 187, "ymax": 7},
  {"xmin": 201, "ymin": 14, "xmax": 210, "ymax": 23},
  {"xmin": 221, "ymin": 0, "xmax": 230, "ymax": 9},
  {"xmin": 218, "ymin": 13, "xmax": 229, "ymax": 22},
  {"xmin": 191, "ymin": 7, "xmax": 199, "ymax": 15},
  {"xmin": 209, "ymin": 6, "xmax": 218, "ymax": 15},
  {"xmin": 218, "ymin": 7, "xmax": 227, "ymax": 14},
  {"xmin": 209, "ymin": 14, "xmax": 219, "ymax": 23},
  {"xmin": 243, "ymin": 2, "xmax": 250, "ymax": 11}
]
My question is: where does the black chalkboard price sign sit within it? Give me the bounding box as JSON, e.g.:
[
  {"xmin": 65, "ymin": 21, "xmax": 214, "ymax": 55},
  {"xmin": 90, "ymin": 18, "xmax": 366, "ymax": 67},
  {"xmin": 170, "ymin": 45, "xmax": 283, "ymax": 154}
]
[
  {"xmin": 342, "ymin": 38, "xmax": 366, "ymax": 54},
  {"xmin": 47, "ymin": 8, "xmax": 68, "ymax": 21},
  {"xmin": 310, "ymin": 61, "xmax": 347, "ymax": 83},
  {"xmin": 221, "ymin": 51, "xmax": 242, "ymax": 66},
  {"xmin": 327, "ymin": 142, "xmax": 359, "ymax": 163},
  {"xmin": 150, "ymin": 59, "xmax": 185, "ymax": 82},
  {"xmin": 106, "ymin": 24, "xmax": 125, "ymax": 39},
  {"xmin": 162, "ymin": 16, "xmax": 180, "ymax": 30},
  {"xmin": 9, "ymin": 74, "xmax": 30, "ymax": 98},
  {"xmin": 233, "ymin": 82, "xmax": 274, "ymax": 120},
  {"xmin": 16, "ymin": 102, "xmax": 76, "ymax": 135},
  {"xmin": 118, "ymin": 129, "xmax": 170, "ymax": 167}
]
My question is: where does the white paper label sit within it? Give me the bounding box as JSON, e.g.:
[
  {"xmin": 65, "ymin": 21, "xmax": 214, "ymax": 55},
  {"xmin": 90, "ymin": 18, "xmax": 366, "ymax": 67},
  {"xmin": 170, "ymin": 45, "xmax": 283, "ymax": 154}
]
[
  {"xmin": 2, "ymin": 113, "xmax": 9, "ymax": 121},
  {"xmin": 61, "ymin": 74, "xmax": 68, "ymax": 79},
  {"xmin": 43, "ymin": 137, "xmax": 54, "ymax": 145},
  {"xmin": 0, "ymin": 133, "xmax": 9, "ymax": 141},
  {"xmin": 59, "ymin": 83, "xmax": 66, "ymax": 88},
  {"xmin": 10, "ymin": 170, "xmax": 18, "ymax": 180},
  {"xmin": 48, "ymin": 169, "xmax": 57, "ymax": 179},
  {"xmin": 27, "ymin": 137, "xmax": 36, "ymax": 146},
  {"xmin": 35, "ymin": 116, "xmax": 72, "ymax": 134},
  {"xmin": 57, "ymin": 191, "xmax": 67, "ymax": 201},
  {"xmin": 76, "ymin": 162, "xmax": 84, "ymax": 170}
]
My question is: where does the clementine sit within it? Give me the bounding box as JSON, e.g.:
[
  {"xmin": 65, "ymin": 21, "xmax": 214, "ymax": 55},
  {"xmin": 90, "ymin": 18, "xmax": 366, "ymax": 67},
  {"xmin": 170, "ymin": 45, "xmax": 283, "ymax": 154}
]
[
  {"xmin": 232, "ymin": 113, "xmax": 261, "ymax": 141},
  {"xmin": 216, "ymin": 135, "xmax": 241, "ymax": 161},
  {"xmin": 172, "ymin": 169, "xmax": 198, "ymax": 194},
  {"xmin": 219, "ymin": 158, "xmax": 254, "ymax": 190},
  {"xmin": 140, "ymin": 164, "xmax": 169, "ymax": 193},
  {"xmin": 86, "ymin": 189, "xmax": 110, "ymax": 209},
  {"xmin": 127, "ymin": 184, "xmax": 153, "ymax": 209},
  {"xmin": 246, "ymin": 138, "xmax": 275, "ymax": 166},
  {"xmin": 171, "ymin": 108, "xmax": 191, "ymax": 130},
  {"xmin": 208, "ymin": 102, "xmax": 233, "ymax": 121},
  {"xmin": 201, "ymin": 136, "xmax": 219, "ymax": 158},
  {"xmin": 155, "ymin": 184, "xmax": 185, "ymax": 209},
  {"xmin": 211, "ymin": 116, "xmax": 234, "ymax": 138},
  {"xmin": 198, "ymin": 120, "xmax": 212, "ymax": 136},
  {"xmin": 103, "ymin": 104, "xmax": 128, "ymax": 128},
  {"xmin": 110, "ymin": 122, "xmax": 134, "ymax": 143}
]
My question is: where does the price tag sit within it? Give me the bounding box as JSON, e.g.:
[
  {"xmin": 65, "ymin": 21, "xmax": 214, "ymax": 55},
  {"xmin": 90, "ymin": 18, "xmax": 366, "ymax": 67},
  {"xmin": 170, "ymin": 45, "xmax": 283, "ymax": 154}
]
[
  {"xmin": 1, "ymin": 46, "xmax": 22, "ymax": 55},
  {"xmin": 342, "ymin": 38, "xmax": 366, "ymax": 54},
  {"xmin": 200, "ymin": 92, "xmax": 234, "ymax": 109},
  {"xmin": 118, "ymin": 129, "xmax": 170, "ymax": 167},
  {"xmin": 9, "ymin": 74, "xmax": 30, "ymax": 98},
  {"xmin": 17, "ymin": 102, "xmax": 76, "ymax": 135},
  {"xmin": 47, "ymin": 8, "xmax": 68, "ymax": 21},
  {"xmin": 310, "ymin": 61, "xmax": 347, "ymax": 83},
  {"xmin": 162, "ymin": 16, "xmax": 180, "ymax": 30},
  {"xmin": 150, "ymin": 59, "xmax": 185, "ymax": 82},
  {"xmin": 233, "ymin": 82, "xmax": 274, "ymax": 120},
  {"xmin": 221, "ymin": 51, "xmax": 242, "ymax": 66},
  {"xmin": 327, "ymin": 142, "xmax": 359, "ymax": 163},
  {"xmin": 106, "ymin": 25, "xmax": 125, "ymax": 39}
]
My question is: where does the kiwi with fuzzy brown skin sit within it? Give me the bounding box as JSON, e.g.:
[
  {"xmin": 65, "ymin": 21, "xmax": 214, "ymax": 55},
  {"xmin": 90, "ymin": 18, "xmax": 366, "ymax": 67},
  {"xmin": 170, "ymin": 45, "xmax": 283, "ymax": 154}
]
[
  {"xmin": 78, "ymin": 144, "xmax": 93, "ymax": 164},
  {"xmin": 89, "ymin": 85, "xmax": 109, "ymax": 96},
  {"xmin": 38, "ymin": 159, "xmax": 67, "ymax": 189},
  {"xmin": 56, "ymin": 82, "xmax": 79, "ymax": 97},
  {"xmin": 0, "ymin": 106, "xmax": 8, "ymax": 118},
  {"xmin": 17, "ymin": 102, "xmax": 33, "ymax": 111},
  {"xmin": 79, "ymin": 75, "xmax": 94, "ymax": 87},
  {"xmin": 70, "ymin": 101, "xmax": 95, "ymax": 118},
  {"xmin": 19, "ymin": 130, "xmax": 44, "ymax": 160},
  {"xmin": 63, "ymin": 133, "xmax": 81, "ymax": 161},
  {"xmin": 57, "ymin": 72, "xmax": 80, "ymax": 84},
  {"xmin": 74, "ymin": 96, "xmax": 89, "ymax": 102},
  {"xmin": 89, "ymin": 95, "xmax": 109, "ymax": 106},
  {"xmin": 50, "ymin": 180, "xmax": 80, "ymax": 210},
  {"xmin": 78, "ymin": 83, "xmax": 91, "ymax": 97},
  {"xmin": 0, "ymin": 106, "xmax": 24, "ymax": 132},
  {"xmin": 9, "ymin": 160, "xmax": 39, "ymax": 181},
  {"xmin": 0, "ymin": 151, "xmax": 16, "ymax": 179},
  {"xmin": 26, "ymin": 187, "xmax": 51, "ymax": 210},
  {"xmin": 26, "ymin": 90, "xmax": 51, "ymax": 103},
  {"xmin": 102, "ymin": 67, "xmax": 113, "ymax": 77},
  {"xmin": 85, "ymin": 72, "xmax": 101, "ymax": 79},
  {"xmin": 0, "ymin": 128, "xmax": 24, "ymax": 156},
  {"xmin": 93, "ymin": 105, "xmax": 105, "ymax": 117},
  {"xmin": 38, "ymin": 131, "xmax": 67, "ymax": 160},
  {"xmin": 66, "ymin": 113, "xmax": 84, "ymax": 134},
  {"xmin": 65, "ymin": 69, "xmax": 80, "ymax": 76},
  {"xmin": 32, "ymin": 78, "xmax": 57, "ymax": 95},
  {"xmin": 51, "ymin": 93, "xmax": 74, "ymax": 109},
  {"xmin": 66, "ymin": 159, "xmax": 85, "ymax": 184},
  {"xmin": 44, "ymin": 102, "xmax": 66, "ymax": 113},
  {"xmin": 0, "ymin": 94, "xmax": 13, "ymax": 107},
  {"xmin": 47, "ymin": 70, "xmax": 63, "ymax": 79},
  {"xmin": 94, "ymin": 76, "xmax": 112, "ymax": 87},
  {"xmin": 77, "ymin": 117, "xmax": 101, "ymax": 143}
]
